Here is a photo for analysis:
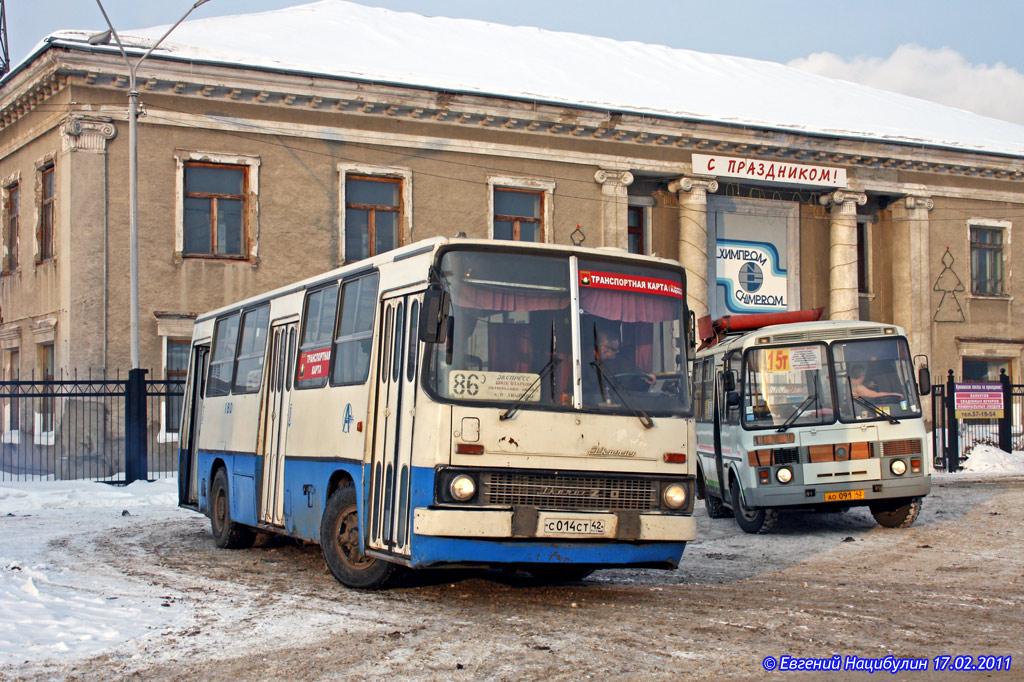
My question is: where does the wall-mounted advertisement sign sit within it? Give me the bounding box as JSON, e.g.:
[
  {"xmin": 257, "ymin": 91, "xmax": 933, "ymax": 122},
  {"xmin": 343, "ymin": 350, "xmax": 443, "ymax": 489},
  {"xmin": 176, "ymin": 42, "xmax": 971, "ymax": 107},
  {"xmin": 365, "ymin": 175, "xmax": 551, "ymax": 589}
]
[
  {"xmin": 716, "ymin": 238, "xmax": 787, "ymax": 313},
  {"xmin": 693, "ymin": 153, "xmax": 847, "ymax": 188}
]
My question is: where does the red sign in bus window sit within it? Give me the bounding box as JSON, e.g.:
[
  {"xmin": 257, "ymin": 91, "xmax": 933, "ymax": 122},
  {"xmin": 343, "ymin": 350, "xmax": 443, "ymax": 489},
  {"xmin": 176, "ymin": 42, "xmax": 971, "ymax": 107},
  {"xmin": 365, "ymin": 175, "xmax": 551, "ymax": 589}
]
[
  {"xmin": 579, "ymin": 270, "xmax": 682, "ymax": 298},
  {"xmin": 297, "ymin": 348, "xmax": 331, "ymax": 381}
]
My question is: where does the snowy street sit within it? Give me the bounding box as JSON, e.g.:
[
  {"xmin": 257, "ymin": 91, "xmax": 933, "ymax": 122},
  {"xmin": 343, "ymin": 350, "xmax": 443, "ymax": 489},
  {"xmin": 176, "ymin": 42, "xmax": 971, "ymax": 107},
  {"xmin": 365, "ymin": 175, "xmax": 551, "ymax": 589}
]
[{"xmin": 1, "ymin": 463, "xmax": 1023, "ymax": 681}]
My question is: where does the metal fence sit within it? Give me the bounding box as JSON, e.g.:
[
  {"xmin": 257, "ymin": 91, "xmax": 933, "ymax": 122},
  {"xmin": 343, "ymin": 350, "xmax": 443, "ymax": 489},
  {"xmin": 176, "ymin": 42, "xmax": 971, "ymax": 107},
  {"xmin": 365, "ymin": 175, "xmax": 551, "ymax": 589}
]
[
  {"xmin": 0, "ymin": 370, "xmax": 184, "ymax": 483},
  {"xmin": 931, "ymin": 370, "xmax": 1024, "ymax": 472}
]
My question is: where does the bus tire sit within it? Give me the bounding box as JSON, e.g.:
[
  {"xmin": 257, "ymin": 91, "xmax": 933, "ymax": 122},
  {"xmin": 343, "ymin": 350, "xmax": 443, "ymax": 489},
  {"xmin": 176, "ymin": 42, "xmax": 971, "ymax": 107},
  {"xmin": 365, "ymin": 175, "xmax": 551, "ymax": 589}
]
[
  {"xmin": 210, "ymin": 468, "xmax": 256, "ymax": 549},
  {"xmin": 704, "ymin": 489, "xmax": 732, "ymax": 519},
  {"xmin": 320, "ymin": 484, "xmax": 404, "ymax": 590},
  {"xmin": 870, "ymin": 497, "xmax": 922, "ymax": 529},
  {"xmin": 527, "ymin": 566, "xmax": 595, "ymax": 583},
  {"xmin": 731, "ymin": 482, "xmax": 778, "ymax": 534}
]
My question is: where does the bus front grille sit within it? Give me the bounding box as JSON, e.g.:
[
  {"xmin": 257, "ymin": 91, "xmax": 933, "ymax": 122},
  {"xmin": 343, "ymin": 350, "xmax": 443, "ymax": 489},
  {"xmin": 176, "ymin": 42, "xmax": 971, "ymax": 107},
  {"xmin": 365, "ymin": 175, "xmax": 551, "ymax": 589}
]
[{"xmin": 481, "ymin": 473, "xmax": 660, "ymax": 511}]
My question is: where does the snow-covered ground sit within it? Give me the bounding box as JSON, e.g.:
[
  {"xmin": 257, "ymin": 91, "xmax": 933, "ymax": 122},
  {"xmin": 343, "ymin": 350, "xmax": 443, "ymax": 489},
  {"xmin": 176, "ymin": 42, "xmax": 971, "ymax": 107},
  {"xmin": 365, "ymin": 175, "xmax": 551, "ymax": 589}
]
[{"xmin": 2, "ymin": 447, "xmax": 1023, "ymax": 669}]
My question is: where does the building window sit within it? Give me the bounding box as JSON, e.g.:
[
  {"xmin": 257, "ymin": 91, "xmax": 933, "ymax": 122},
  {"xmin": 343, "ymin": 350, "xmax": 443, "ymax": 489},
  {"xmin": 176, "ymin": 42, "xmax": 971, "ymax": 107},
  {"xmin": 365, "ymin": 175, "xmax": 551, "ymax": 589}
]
[
  {"xmin": 38, "ymin": 165, "xmax": 54, "ymax": 262},
  {"xmin": 183, "ymin": 163, "xmax": 248, "ymax": 258},
  {"xmin": 3, "ymin": 183, "xmax": 18, "ymax": 273},
  {"xmin": 164, "ymin": 340, "xmax": 190, "ymax": 433},
  {"xmin": 4, "ymin": 349, "xmax": 19, "ymax": 437},
  {"xmin": 345, "ymin": 176, "xmax": 402, "ymax": 262},
  {"xmin": 962, "ymin": 357, "xmax": 1010, "ymax": 382},
  {"xmin": 493, "ymin": 188, "xmax": 543, "ymax": 242},
  {"xmin": 627, "ymin": 205, "xmax": 644, "ymax": 255},
  {"xmin": 38, "ymin": 342, "xmax": 54, "ymax": 435},
  {"xmin": 970, "ymin": 225, "xmax": 1005, "ymax": 296},
  {"xmin": 856, "ymin": 220, "xmax": 870, "ymax": 294}
]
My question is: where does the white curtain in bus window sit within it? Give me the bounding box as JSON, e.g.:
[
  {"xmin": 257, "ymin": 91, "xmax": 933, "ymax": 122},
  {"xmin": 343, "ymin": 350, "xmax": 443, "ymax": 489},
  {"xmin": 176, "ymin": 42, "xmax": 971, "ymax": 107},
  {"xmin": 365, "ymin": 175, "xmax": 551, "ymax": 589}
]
[
  {"xmin": 432, "ymin": 250, "xmax": 571, "ymax": 405},
  {"xmin": 296, "ymin": 284, "xmax": 339, "ymax": 389},
  {"xmin": 333, "ymin": 273, "xmax": 379, "ymax": 384},
  {"xmin": 207, "ymin": 313, "xmax": 240, "ymax": 397},
  {"xmin": 232, "ymin": 305, "xmax": 271, "ymax": 394}
]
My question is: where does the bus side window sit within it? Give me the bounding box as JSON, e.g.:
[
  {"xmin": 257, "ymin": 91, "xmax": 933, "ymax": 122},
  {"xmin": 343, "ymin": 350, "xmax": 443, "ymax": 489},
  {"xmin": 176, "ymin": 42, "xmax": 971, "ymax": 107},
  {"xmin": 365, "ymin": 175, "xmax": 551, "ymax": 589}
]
[
  {"xmin": 296, "ymin": 284, "xmax": 338, "ymax": 389},
  {"xmin": 333, "ymin": 272, "xmax": 380, "ymax": 385},
  {"xmin": 724, "ymin": 351, "xmax": 741, "ymax": 425},
  {"xmin": 232, "ymin": 304, "xmax": 271, "ymax": 394},
  {"xmin": 207, "ymin": 313, "xmax": 240, "ymax": 397}
]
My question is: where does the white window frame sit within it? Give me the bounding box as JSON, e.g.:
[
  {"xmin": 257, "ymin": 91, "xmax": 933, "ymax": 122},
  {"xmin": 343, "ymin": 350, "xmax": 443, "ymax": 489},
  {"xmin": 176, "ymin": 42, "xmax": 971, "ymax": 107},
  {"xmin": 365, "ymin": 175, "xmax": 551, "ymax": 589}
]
[
  {"xmin": 337, "ymin": 163, "xmax": 413, "ymax": 264},
  {"xmin": 966, "ymin": 218, "xmax": 1012, "ymax": 300},
  {"xmin": 174, "ymin": 150, "xmax": 261, "ymax": 262},
  {"xmin": 488, "ymin": 175, "xmax": 555, "ymax": 244}
]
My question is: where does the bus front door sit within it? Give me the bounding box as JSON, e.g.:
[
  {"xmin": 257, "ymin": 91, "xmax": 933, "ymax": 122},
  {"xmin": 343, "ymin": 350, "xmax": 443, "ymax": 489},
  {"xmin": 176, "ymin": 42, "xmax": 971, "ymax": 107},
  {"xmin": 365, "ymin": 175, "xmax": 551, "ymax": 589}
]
[
  {"xmin": 258, "ymin": 321, "xmax": 297, "ymax": 527},
  {"xmin": 713, "ymin": 371, "xmax": 727, "ymax": 499},
  {"xmin": 367, "ymin": 293, "xmax": 420, "ymax": 559}
]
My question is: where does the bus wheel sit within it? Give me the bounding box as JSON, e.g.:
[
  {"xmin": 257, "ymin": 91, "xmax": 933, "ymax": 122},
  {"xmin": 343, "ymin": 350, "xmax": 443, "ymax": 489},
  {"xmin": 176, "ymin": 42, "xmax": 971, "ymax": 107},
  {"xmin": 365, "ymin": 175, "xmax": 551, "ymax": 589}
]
[
  {"xmin": 210, "ymin": 468, "xmax": 255, "ymax": 549},
  {"xmin": 704, "ymin": 489, "xmax": 733, "ymax": 519},
  {"xmin": 870, "ymin": 498, "xmax": 922, "ymax": 529},
  {"xmin": 527, "ymin": 566, "xmax": 595, "ymax": 583},
  {"xmin": 320, "ymin": 484, "xmax": 403, "ymax": 590},
  {"xmin": 731, "ymin": 483, "xmax": 777, "ymax": 534}
]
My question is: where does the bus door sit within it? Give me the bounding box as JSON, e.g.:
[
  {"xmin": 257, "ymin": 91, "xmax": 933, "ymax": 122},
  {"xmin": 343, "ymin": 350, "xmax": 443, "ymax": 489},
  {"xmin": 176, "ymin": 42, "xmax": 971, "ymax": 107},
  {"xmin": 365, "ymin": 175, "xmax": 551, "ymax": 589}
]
[
  {"xmin": 367, "ymin": 292, "xmax": 420, "ymax": 558},
  {"xmin": 713, "ymin": 367, "xmax": 727, "ymax": 496},
  {"xmin": 258, "ymin": 320, "xmax": 297, "ymax": 527},
  {"xmin": 177, "ymin": 343, "xmax": 209, "ymax": 508}
]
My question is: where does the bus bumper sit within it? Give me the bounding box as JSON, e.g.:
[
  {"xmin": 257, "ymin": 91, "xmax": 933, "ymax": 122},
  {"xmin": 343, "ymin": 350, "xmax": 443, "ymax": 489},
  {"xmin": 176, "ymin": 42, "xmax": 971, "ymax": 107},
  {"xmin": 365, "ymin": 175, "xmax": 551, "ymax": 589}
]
[
  {"xmin": 745, "ymin": 475, "xmax": 931, "ymax": 508},
  {"xmin": 414, "ymin": 507, "xmax": 696, "ymax": 542}
]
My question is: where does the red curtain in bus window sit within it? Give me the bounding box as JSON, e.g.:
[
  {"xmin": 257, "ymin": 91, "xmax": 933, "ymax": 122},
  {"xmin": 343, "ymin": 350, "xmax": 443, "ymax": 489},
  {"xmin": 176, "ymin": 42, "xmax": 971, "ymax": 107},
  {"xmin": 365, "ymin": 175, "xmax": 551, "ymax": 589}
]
[
  {"xmin": 487, "ymin": 323, "xmax": 533, "ymax": 372},
  {"xmin": 452, "ymin": 282, "xmax": 566, "ymax": 312},
  {"xmin": 579, "ymin": 289, "xmax": 676, "ymax": 322},
  {"xmin": 622, "ymin": 324, "xmax": 654, "ymax": 371}
]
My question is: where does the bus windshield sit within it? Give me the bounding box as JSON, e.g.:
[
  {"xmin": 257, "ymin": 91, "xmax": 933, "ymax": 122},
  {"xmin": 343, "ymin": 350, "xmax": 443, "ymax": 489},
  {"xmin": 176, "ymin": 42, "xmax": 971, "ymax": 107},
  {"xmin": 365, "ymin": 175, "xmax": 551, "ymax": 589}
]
[
  {"xmin": 743, "ymin": 344, "xmax": 834, "ymax": 430},
  {"xmin": 426, "ymin": 249, "xmax": 690, "ymax": 416},
  {"xmin": 833, "ymin": 337, "xmax": 921, "ymax": 422}
]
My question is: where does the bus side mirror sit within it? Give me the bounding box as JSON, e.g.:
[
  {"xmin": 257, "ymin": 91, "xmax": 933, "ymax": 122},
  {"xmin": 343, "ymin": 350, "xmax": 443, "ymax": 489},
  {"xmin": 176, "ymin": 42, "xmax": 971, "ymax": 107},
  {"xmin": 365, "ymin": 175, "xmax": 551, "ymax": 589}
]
[
  {"xmin": 721, "ymin": 369, "xmax": 736, "ymax": 393},
  {"xmin": 419, "ymin": 285, "xmax": 450, "ymax": 344},
  {"xmin": 726, "ymin": 391, "xmax": 741, "ymax": 408},
  {"xmin": 917, "ymin": 366, "xmax": 931, "ymax": 396}
]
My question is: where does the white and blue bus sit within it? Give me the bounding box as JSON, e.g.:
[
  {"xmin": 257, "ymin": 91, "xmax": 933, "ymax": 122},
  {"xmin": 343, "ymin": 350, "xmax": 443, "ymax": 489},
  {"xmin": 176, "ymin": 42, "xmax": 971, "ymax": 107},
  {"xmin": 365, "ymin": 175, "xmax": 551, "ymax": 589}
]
[
  {"xmin": 692, "ymin": 312, "xmax": 931, "ymax": 534},
  {"xmin": 178, "ymin": 238, "xmax": 696, "ymax": 588}
]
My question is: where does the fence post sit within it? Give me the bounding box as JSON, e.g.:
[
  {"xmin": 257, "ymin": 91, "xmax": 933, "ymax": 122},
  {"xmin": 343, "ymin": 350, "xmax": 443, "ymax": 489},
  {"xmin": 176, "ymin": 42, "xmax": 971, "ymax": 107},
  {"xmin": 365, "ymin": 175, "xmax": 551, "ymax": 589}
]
[
  {"xmin": 945, "ymin": 369, "xmax": 958, "ymax": 473},
  {"xmin": 999, "ymin": 369, "xmax": 1012, "ymax": 453},
  {"xmin": 125, "ymin": 368, "xmax": 149, "ymax": 484}
]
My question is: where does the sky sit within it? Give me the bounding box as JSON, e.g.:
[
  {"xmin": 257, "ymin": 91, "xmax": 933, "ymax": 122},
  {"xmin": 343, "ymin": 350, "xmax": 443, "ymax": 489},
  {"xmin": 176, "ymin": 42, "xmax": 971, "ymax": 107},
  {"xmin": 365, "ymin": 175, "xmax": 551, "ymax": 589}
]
[{"xmin": 6, "ymin": 0, "xmax": 1024, "ymax": 124}]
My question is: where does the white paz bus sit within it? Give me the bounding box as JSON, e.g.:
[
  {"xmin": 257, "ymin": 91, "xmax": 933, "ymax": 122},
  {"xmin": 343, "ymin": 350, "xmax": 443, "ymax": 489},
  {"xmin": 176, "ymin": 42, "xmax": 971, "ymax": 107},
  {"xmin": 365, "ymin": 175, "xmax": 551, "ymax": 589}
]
[
  {"xmin": 692, "ymin": 311, "xmax": 931, "ymax": 534},
  {"xmin": 178, "ymin": 238, "xmax": 696, "ymax": 588}
]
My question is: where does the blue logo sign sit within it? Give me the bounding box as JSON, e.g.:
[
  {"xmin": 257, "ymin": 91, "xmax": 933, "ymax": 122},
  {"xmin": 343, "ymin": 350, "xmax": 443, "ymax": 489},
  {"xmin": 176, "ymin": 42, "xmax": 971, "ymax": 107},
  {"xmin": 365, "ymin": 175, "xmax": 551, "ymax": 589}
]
[
  {"xmin": 738, "ymin": 262, "xmax": 763, "ymax": 293},
  {"xmin": 342, "ymin": 403, "xmax": 354, "ymax": 433}
]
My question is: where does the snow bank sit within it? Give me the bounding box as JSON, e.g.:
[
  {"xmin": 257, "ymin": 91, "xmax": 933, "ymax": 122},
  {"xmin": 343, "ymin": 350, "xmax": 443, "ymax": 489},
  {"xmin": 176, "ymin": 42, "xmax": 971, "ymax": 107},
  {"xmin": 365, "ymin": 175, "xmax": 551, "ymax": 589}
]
[
  {"xmin": 961, "ymin": 444, "xmax": 1024, "ymax": 475},
  {"xmin": 0, "ymin": 479, "xmax": 182, "ymax": 663}
]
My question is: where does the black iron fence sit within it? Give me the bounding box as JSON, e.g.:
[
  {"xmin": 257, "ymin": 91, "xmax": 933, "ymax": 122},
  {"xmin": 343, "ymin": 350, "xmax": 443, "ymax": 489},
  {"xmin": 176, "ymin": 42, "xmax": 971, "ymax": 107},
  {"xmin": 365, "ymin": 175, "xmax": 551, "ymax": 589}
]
[
  {"xmin": 931, "ymin": 369, "xmax": 1024, "ymax": 472},
  {"xmin": 0, "ymin": 369, "xmax": 184, "ymax": 483}
]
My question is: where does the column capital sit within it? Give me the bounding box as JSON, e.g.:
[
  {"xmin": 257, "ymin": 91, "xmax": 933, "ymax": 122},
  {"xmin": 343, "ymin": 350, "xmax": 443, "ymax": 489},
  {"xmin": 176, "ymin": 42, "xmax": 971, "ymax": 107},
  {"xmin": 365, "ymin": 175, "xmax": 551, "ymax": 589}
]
[
  {"xmin": 902, "ymin": 195, "xmax": 934, "ymax": 211},
  {"xmin": 819, "ymin": 189, "xmax": 868, "ymax": 213},
  {"xmin": 668, "ymin": 175, "xmax": 718, "ymax": 197},
  {"xmin": 594, "ymin": 169, "xmax": 634, "ymax": 187},
  {"xmin": 61, "ymin": 115, "xmax": 117, "ymax": 153}
]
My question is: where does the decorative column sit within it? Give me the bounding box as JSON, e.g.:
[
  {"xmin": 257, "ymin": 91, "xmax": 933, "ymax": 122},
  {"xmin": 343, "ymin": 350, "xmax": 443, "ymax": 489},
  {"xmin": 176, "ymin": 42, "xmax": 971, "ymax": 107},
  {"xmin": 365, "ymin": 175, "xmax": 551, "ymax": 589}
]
[
  {"xmin": 890, "ymin": 195, "xmax": 934, "ymax": 362},
  {"xmin": 668, "ymin": 176, "xmax": 718, "ymax": 319},
  {"xmin": 60, "ymin": 115, "xmax": 117, "ymax": 373},
  {"xmin": 819, "ymin": 190, "xmax": 867, "ymax": 320},
  {"xmin": 594, "ymin": 169, "xmax": 633, "ymax": 250}
]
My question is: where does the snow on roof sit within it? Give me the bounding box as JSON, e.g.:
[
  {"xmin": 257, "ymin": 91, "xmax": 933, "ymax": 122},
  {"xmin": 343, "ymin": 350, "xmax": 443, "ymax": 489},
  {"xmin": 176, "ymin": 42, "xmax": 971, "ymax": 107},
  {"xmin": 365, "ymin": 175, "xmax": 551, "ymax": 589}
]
[{"xmin": 32, "ymin": 0, "xmax": 1024, "ymax": 158}]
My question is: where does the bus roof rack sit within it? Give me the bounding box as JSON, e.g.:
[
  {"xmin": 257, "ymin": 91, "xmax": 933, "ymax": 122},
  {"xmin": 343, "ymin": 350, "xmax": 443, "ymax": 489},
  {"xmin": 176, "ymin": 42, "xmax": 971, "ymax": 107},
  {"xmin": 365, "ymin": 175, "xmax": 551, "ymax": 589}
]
[{"xmin": 697, "ymin": 308, "xmax": 824, "ymax": 350}]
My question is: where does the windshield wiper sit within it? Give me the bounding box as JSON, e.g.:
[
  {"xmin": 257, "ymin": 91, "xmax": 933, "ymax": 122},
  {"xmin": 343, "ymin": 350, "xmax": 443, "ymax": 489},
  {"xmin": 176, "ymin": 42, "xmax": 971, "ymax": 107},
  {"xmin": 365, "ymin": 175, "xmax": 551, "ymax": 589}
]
[
  {"xmin": 500, "ymin": 323, "xmax": 560, "ymax": 422},
  {"xmin": 590, "ymin": 357, "xmax": 655, "ymax": 429},
  {"xmin": 776, "ymin": 394, "xmax": 816, "ymax": 433},
  {"xmin": 854, "ymin": 396, "xmax": 901, "ymax": 424}
]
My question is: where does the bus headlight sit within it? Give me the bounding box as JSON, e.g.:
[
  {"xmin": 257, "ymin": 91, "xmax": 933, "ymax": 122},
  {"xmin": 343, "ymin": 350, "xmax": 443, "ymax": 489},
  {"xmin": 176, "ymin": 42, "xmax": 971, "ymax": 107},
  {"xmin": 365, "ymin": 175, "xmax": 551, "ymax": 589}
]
[
  {"xmin": 890, "ymin": 459, "xmax": 907, "ymax": 476},
  {"xmin": 449, "ymin": 474, "xmax": 477, "ymax": 501},
  {"xmin": 662, "ymin": 483, "xmax": 687, "ymax": 509},
  {"xmin": 776, "ymin": 467, "xmax": 793, "ymax": 484}
]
